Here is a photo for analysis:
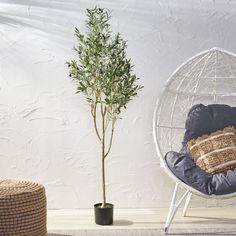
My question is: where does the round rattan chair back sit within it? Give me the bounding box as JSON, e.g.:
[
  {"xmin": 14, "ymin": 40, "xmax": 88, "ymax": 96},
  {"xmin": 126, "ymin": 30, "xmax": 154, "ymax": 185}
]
[{"xmin": 153, "ymin": 47, "xmax": 236, "ymax": 166}]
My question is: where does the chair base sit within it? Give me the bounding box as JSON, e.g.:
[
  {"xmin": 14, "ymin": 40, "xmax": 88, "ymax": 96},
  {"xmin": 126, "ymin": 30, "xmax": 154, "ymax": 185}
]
[{"xmin": 165, "ymin": 183, "xmax": 190, "ymax": 234}]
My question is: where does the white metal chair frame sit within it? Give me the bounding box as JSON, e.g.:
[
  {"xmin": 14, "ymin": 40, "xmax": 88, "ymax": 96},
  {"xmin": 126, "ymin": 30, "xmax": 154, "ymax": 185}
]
[{"xmin": 153, "ymin": 48, "xmax": 236, "ymax": 233}]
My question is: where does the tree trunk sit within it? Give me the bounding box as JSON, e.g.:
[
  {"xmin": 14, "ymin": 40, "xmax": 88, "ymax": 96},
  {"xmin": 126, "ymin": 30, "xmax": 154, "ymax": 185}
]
[
  {"xmin": 101, "ymin": 154, "xmax": 106, "ymax": 208},
  {"xmin": 101, "ymin": 107, "xmax": 106, "ymax": 208}
]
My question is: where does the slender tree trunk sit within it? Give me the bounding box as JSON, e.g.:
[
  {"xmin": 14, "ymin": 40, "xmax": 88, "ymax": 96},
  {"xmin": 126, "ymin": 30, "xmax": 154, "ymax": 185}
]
[
  {"xmin": 101, "ymin": 107, "xmax": 106, "ymax": 208},
  {"xmin": 101, "ymin": 149, "xmax": 106, "ymax": 208}
]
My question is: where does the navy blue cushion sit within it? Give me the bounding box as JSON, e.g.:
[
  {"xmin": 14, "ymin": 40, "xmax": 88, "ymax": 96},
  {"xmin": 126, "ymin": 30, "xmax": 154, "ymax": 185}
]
[
  {"xmin": 165, "ymin": 104, "xmax": 236, "ymax": 195},
  {"xmin": 166, "ymin": 149, "xmax": 236, "ymax": 195},
  {"xmin": 183, "ymin": 104, "xmax": 236, "ymax": 145}
]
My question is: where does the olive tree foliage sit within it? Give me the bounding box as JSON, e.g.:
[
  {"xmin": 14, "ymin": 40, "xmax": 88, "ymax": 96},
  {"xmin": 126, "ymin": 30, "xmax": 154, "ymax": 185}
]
[{"xmin": 67, "ymin": 7, "xmax": 143, "ymax": 207}]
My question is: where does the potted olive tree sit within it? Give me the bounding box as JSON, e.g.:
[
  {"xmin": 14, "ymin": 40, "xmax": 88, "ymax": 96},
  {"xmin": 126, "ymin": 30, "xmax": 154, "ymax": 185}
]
[{"xmin": 67, "ymin": 7, "xmax": 142, "ymax": 225}]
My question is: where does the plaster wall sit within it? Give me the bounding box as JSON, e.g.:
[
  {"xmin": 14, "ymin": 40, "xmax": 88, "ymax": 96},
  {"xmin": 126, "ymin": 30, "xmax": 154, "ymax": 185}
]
[{"xmin": 0, "ymin": 0, "xmax": 236, "ymax": 208}]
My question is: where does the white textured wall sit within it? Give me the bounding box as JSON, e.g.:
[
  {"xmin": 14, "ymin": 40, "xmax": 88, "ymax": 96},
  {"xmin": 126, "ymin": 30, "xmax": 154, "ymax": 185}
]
[{"xmin": 1, "ymin": 0, "xmax": 236, "ymax": 209}]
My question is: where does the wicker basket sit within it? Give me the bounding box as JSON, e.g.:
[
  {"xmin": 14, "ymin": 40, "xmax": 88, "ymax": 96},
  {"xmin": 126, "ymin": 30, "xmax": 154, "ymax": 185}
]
[{"xmin": 0, "ymin": 179, "xmax": 47, "ymax": 236}]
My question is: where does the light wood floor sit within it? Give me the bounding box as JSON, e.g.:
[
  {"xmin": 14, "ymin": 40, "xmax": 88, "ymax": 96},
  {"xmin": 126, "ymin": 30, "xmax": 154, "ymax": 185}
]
[{"xmin": 47, "ymin": 208, "xmax": 236, "ymax": 231}]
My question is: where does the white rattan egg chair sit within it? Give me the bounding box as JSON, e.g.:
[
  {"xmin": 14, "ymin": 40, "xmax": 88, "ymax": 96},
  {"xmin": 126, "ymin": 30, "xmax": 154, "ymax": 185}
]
[{"xmin": 153, "ymin": 47, "xmax": 236, "ymax": 233}]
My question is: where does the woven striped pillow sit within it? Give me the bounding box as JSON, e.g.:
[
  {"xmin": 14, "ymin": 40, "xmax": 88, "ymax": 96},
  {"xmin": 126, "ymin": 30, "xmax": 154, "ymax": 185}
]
[{"xmin": 187, "ymin": 126, "xmax": 236, "ymax": 175}]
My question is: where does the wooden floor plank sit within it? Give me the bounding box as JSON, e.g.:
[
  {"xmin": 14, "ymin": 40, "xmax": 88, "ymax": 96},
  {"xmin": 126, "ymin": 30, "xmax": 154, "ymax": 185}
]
[{"xmin": 47, "ymin": 208, "xmax": 236, "ymax": 231}]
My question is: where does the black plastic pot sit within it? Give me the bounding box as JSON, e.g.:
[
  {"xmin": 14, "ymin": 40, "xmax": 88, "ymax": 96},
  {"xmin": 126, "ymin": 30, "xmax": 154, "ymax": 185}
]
[{"xmin": 94, "ymin": 203, "xmax": 114, "ymax": 225}]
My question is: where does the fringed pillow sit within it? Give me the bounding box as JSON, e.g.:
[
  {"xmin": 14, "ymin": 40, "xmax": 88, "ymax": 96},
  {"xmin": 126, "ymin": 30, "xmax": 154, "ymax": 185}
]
[{"xmin": 187, "ymin": 126, "xmax": 236, "ymax": 175}]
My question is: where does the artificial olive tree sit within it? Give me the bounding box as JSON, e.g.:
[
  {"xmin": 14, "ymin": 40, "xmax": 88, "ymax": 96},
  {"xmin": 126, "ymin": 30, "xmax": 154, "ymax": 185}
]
[{"xmin": 67, "ymin": 7, "xmax": 142, "ymax": 208}]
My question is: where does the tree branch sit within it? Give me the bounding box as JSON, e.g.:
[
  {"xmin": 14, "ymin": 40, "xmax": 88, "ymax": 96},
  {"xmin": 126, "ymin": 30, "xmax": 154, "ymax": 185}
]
[
  {"xmin": 104, "ymin": 109, "xmax": 111, "ymax": 131},
  {"xmin": 92, "ymin": 102, "xmax": 101, "ymax": 141},
  {"xmin": 104, "ymin": 118, "xmax": 116, "ymax": 158}
]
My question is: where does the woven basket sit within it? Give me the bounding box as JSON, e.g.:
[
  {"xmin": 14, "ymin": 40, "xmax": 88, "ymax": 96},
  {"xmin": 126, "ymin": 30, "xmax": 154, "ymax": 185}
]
[{"xmin": 0, "ymin": 179, "xmax": 47, "ymax": 236}]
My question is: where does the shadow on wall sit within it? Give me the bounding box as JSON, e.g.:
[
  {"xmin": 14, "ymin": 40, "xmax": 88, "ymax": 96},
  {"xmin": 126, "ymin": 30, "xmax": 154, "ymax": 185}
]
[
  {"xmin": 0, "ymin": 0, "xmax": 128, "ymax": 48},
  {"xmin": 0, "ymin": 0, "xmax": 89, "ymax": 48},
  {"xmin": 0, "ymin": 0, "xmax": 148, "ymax": 48}
]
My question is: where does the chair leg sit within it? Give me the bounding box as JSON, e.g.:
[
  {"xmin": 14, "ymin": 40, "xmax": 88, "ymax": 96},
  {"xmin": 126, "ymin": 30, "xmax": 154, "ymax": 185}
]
[
  {"xmin": 165, "ymin": 183, "xmax": 189, "ymax": 234},
  {"xmin": 183, "ymin": 192, "xmax": 192, "ymax": 217},
  {"xmin": 165, "ymin": 183, "xmax": 178, "ymax": 233}
]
